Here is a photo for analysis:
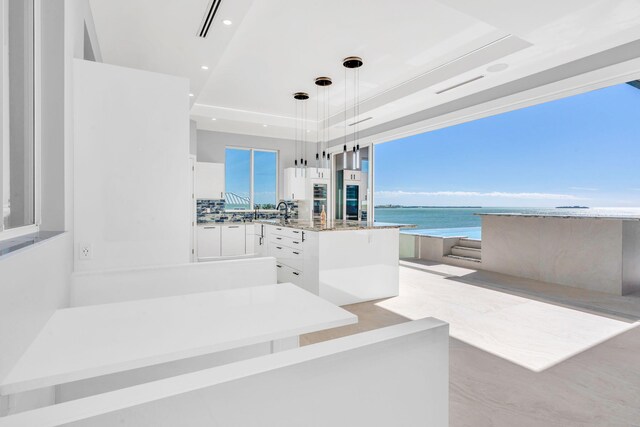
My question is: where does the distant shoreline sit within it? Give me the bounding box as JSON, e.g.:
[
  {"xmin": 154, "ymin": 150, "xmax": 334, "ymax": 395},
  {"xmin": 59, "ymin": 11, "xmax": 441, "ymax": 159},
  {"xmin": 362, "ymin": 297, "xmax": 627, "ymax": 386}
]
[{"xmin": 375, "ymin": 205, "xmax": 483, "ymax": 209}]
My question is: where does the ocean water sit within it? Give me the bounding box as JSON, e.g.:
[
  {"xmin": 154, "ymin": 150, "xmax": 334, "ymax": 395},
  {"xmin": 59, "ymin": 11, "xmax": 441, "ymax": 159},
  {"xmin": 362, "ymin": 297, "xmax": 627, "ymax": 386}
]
[{"xmin": 375, "ymin": 207, "xmax": 640, "ymax": 239}]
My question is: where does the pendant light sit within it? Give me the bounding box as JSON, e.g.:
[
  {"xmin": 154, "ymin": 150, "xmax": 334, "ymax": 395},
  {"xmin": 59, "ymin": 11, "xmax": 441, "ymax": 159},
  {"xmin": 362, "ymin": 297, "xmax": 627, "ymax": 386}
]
[
  {"xmin": 343, "ymin": 56, "xmax": 364, "ymax": 170},
  {"xmin": 315, "ymin": 77, "xmax": 332, "ymax": 171},
  {"xmin": 293, "ymin": 92, "xmax": 309, "ymax": 177}
]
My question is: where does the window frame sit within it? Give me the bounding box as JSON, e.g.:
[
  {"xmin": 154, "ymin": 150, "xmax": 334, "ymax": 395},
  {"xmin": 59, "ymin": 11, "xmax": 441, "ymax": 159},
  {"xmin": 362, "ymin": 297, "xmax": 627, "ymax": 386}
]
[
  {"xmin": 0, "ymin": 0, "xmax": 41, "ymax": 240},
  {"xmin": 224, "ymin": 146, "xmax": 279, "ymax": 211}
]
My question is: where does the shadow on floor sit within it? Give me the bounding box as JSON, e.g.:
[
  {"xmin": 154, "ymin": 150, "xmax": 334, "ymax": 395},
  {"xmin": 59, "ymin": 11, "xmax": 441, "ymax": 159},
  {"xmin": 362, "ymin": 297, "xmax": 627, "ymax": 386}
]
[{"xmin": 300, "ymin": 299, "xmax": 411, "ymax": 346}]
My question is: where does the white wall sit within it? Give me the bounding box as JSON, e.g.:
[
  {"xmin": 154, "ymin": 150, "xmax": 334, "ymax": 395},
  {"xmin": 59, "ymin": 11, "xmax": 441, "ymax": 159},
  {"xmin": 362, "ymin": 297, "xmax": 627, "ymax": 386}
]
[
  {"xmin": 197, "ymin": 130, "xmax": 310, "ymax": 198},
  {"xmin": 4, "ymin": 318, "xmax": 448, "ymax": 427},
  {"xmin": 189, "ymin": 120, "xmax": 197, "ymax": 156},
  {"xmin": 481, "ymin": 215, "xmax": 640, "ymax": 295},
  {"xmin": 73, "ymin": 59, "xmax": 191, "ymax": 272},
  {"xmin": 0, "ymin": 233, "xmax": 72, "ymax": 415}
]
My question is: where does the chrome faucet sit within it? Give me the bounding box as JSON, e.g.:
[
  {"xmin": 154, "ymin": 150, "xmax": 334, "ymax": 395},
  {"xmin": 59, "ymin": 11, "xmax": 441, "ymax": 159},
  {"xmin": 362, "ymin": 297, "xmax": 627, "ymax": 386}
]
[{"xmin": 276, "ymin": 201, "xmax": 290, "ymax": 221}]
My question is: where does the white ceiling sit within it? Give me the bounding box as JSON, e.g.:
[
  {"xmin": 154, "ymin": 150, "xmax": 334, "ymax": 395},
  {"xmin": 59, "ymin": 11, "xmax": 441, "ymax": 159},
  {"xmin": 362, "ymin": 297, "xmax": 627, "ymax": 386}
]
[{"xmin": 90, "ymin": 0, "xmax": 640, "ymax": 143}]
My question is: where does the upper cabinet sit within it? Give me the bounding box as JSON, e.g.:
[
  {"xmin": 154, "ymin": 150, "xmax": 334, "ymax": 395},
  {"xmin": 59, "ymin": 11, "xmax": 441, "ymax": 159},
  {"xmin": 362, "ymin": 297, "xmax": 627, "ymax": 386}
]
[
  {"xmin": 283, "ymin": 167, "xmax": 306, "ymax": 201},
  {"xmin": 195, "ymin": 162, "xmax": 225, "ymax": 200},
  {"xmin": 306, "ymin": 168, "xmax": 330, "ymax": 180},
  {"xmin": 344, "ymin": 170, "xmax": 362, "ymax": 182}
]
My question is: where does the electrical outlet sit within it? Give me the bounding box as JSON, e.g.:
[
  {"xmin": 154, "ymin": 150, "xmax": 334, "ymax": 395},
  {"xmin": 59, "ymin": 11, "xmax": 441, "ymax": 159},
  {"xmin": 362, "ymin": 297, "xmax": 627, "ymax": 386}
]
[{"xmin": 79, "ymin": 244, "xmax": 93, "ymax": 260}]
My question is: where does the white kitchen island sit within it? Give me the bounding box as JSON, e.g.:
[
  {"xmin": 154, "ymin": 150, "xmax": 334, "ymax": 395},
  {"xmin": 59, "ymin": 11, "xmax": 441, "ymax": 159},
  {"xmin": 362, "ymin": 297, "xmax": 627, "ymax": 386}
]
[
  {"xmin": 0, "ymin": 284, "xmax": 356, "ymax": 397},
  {"xmin": 256, "ymin": 220, "xmax": 412, "ymax": 306}
]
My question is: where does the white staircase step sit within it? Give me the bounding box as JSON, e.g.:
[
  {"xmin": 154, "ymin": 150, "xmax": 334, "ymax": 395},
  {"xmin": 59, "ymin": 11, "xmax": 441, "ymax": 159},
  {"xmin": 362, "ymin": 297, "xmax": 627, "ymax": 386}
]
[
  {"xmin": 459, "ymin": 238, "xmax": 481, "ymax": 249},
  {"xmin": 445, "ymin": 254, "xmax": 482, "ymax": 263},
  {"xmin": 450, "ymin": 245, "xmax": 481, "ymax": 259}
]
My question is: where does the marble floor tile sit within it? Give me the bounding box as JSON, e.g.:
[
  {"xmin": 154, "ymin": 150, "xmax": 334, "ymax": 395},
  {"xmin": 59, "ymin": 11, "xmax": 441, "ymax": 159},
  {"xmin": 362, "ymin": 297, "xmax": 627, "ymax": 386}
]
[{"xmin": 302, "ymin": 260, "xmax": 640, "ymax": 426}]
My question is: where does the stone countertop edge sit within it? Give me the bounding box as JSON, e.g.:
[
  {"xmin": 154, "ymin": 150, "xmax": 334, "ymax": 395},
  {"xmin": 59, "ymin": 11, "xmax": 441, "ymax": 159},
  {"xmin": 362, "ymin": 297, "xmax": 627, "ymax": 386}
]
[
  {"xmin": 197, "ymin": 221, "xmax": 254, "ymax": 226},
  {"xmin": 254, "ymin": 220, "xmax": 417, "ymax": 232},
  {"xmin": 475, "ymin": 213, "xmax": 640, "ymax": 221}
]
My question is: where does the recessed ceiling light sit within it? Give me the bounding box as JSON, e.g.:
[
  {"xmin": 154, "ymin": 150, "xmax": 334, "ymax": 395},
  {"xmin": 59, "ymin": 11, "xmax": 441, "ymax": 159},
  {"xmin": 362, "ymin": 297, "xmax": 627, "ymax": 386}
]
[
  {"xmin": 263, "ymin": 124, "xmax": 268, "ymax": 127},
  {"xmin": 487, "ymin": 63, "xmax": 509, "ymax": 73},
  {"xmin": 222, "ymin": 19, "xmax": 232, "ymax": 26},
  {"xmin": 201, "ymin": 65, "xmax": 209, "ymax": 70},
  {"xmin": 211, "ymin": 118, "xmax": 217, "ymax": 121},
  {"xmin": 306, "ymin": 129, "xmax": 310, "ymax": 133},
  {"xmin": 189, "ymin": 93, "xmax": 194, "ymax": 97}
]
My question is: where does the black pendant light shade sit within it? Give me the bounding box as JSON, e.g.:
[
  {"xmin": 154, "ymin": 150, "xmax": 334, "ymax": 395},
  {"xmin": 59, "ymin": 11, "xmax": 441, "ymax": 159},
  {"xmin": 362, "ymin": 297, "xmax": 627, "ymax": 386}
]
[
  {"xmin": 314, "ymin": 77, "xmax": 332, "ymax": 86},
  {"xmin": 343, "ymin": 56, "xmax": 363, "ymax": 69}
]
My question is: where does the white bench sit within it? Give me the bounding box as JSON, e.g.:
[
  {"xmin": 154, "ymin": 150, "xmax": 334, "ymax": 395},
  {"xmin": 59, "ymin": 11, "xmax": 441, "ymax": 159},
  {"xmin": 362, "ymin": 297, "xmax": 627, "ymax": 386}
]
[
  {"xmin": 70, "ymin": 257, "xmax": 277, "ymax": 306},
  {"xmin": 0, "ymin": 318, "xmax": 449, "ymax": 427}
]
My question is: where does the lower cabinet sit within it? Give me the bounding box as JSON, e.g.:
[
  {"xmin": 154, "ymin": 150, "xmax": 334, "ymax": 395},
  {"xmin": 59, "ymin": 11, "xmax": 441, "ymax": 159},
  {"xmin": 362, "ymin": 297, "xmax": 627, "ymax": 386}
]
[
  {"xmin": 197, "ymin": 224, "xmax": 248, "ymax": 260},
  {"xmin": 197, "ymin": 225, "xmax": 221, "ymax": 259},
  {"xmin": 221, "ymin": 225, "xmax": 246, "ymax": 256},
  {"xmin": 267, "ymin": 225, "xmax": 306, "ymax": 289}
]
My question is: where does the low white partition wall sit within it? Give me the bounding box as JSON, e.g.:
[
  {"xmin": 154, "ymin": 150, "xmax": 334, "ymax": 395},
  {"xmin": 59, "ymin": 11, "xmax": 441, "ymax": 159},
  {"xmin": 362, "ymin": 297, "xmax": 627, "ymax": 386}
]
[
  {"xmin": 481, "ymin": 214, "xmax": 640, "ymax": 295},
  {"xmin": 0, "ymin": 318, "xmax": 449, "ymax": 427},
  {"xmin": 70, "ymin": 257, "xmax": 277, "ymax": 306}
]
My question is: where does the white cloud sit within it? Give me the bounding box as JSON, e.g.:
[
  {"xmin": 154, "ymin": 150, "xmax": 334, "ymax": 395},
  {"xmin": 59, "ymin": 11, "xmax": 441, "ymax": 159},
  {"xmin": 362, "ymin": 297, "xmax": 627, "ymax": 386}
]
[
  {"xmin": 569, "ymin": 187, "xmax": 598, "ymax": 191},
  {"xmin": 375, "ymin": 190, "xmax": 584, "ymax": 200}
]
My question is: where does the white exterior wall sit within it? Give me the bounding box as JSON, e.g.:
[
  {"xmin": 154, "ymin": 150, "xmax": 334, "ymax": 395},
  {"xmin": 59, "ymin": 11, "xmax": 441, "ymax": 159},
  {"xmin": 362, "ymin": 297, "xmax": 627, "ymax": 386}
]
[{"xmin": 481, "ymin": 215, "xmax": 640, "ymax": 295}]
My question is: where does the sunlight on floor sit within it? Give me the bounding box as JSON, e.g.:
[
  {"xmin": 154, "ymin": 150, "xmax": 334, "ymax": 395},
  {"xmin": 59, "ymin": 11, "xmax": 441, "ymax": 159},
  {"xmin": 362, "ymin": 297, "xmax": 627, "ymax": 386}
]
[{"xmin": 376, "ymin": 265, "xmax": 639, "ymax": 372}]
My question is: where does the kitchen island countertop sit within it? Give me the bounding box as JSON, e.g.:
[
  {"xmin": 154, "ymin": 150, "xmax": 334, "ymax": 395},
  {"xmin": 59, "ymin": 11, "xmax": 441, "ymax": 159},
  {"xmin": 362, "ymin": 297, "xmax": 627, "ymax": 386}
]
[{"xmin": 254, "ymin": 219, "xmax": 415, "ymax": 232}]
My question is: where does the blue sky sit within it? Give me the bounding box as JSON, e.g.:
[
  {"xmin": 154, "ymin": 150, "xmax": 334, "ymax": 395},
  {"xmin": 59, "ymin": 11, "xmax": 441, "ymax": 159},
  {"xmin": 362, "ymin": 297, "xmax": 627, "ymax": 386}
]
[{"xmin": 374, "ymin": 83, "xmax": 640, "ymax": 207}]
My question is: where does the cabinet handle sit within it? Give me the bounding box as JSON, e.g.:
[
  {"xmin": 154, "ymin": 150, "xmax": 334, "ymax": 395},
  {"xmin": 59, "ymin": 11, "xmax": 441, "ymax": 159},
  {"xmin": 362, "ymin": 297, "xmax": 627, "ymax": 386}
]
[
  {"xmin": 229, "ymin": 226, "xmax": 240, "ymax": 228},
  {"xmin": 276, "ymin": 246, "xmax": 282, "ymax": 250},
  {"xmin": 292, "ymin": 241, "xmax": 299, "ymax": 244},
  {"xmin": 276, "ymin": 227, "xmax": 282, "ymax": 231},
  {"xmin": 221, "ymin": 192, "xmax": 223, "ymax": 198},
  {"xmin": 276, "ymin": 264, "xmax": 282, "ymax": 268},
  {"xmin": 293, "ymin": 230, "xmax": 300, "ymax": 234},
  {"xmin": 293, "ymin": 272, "xmax": 300, "ymax": 276},
  {"xmin": 204, "ymin": 226, "xmax": 216, "ymax": 229},
  {"xmin": 276, "ymin": 237, "xmax": 282, "ymax": 240},
  {"xmin": 293, "ymin": 251, "xmax": 299, "ymax": 255}
]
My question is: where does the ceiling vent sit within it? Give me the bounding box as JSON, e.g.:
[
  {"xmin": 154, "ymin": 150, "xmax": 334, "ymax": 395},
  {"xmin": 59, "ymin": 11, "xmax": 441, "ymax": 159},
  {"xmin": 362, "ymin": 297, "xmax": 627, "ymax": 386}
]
[
  {"xmin": 436, "ymin": 75, "xmax": 484, "ymax": 95},
  {"xmin": 348, "ymin": 116, "xmax": 373, "ymax": 127},
  {"xmin": 198, "ymin": 0, "xmax": 223, "ymax": 38}
]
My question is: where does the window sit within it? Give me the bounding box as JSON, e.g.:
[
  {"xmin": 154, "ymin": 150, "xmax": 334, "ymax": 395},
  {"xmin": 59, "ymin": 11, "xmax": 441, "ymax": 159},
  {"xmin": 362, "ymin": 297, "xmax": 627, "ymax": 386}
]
[
  {"xmin": 225, "ymin": 148, "xmax": 251, "ymax": 210},
  {"xmin": 253, "ymin": 150, "xmax": 277, "ymax": 209},
  {"xmin": 2, "ymin": 0, "xmax": 36, "ymax": 233},
  {"xmin": 225, "ymin": 148, "xmax": 278, "ymax": 210}
]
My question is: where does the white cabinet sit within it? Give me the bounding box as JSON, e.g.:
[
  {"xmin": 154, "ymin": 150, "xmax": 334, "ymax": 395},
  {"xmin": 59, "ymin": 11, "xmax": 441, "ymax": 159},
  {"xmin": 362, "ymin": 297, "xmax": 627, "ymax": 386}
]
[
  {"xmin": 221, "ymin": 224, "xmax": 246, "ymax": 256},
  {"xmin": 266, "ymin": 225, "xmax": 306, "ymax": 289},
  {"xmin": 245, "ymin": 224, "xmax": 255, "ymax": 255},
  {"xmin": 195, "ymin": 162, "xmax": 225, "ymax": 200},
  {"xmin": 344, "ymin": 170, "xmax": 361, "ymax": 182},
  {"xmin": 306, "ymin": 168, "xmax": 330, "ymax": 180},
  {"xmin": 197, "ymin": 225, "xmax": 221, "ymax": 259},
  {"xmin": 283, "ymin": 168, "xmax": 306, "ymax": 201}
]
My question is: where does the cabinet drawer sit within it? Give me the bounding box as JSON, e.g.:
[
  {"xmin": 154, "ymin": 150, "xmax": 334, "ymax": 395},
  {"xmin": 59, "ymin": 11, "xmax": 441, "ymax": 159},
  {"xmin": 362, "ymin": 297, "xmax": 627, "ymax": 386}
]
[
  {"xmin": 271, "ymin": 226, "xmax": 304, "ymax": 241},
  {"xmin": 270, "ymin": 234, "xmax": 302, "ymax": 249},
  {"xmin": 269, "ymin": 242, "xmax": 304, "ymax": 271},
  {"xmin": 276, "ymin": 263, "xmax": 303, "ymax": 287}
]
